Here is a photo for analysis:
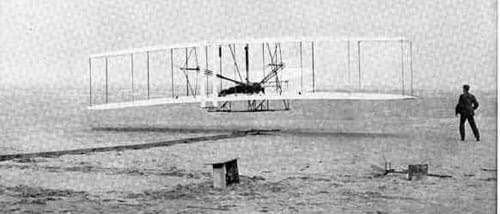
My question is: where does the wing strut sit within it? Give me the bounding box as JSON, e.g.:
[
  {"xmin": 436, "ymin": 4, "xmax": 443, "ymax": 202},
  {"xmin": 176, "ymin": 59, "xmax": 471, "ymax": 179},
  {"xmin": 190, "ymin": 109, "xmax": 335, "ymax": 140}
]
[{"xmin": 228, "ymin": 44, "xmax": 244, "ymax": 82}]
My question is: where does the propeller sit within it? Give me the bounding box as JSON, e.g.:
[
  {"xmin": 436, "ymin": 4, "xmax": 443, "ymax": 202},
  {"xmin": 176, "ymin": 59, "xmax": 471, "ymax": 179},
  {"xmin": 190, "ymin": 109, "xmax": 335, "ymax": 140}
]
[{"xmin": 215, "ymin": 74, "xmax": 246, "ymax": 85}]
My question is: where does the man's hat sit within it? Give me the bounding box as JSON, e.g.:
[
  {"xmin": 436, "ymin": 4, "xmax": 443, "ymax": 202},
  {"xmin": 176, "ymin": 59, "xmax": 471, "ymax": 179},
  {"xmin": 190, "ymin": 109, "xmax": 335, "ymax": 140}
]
[{"xmin": 463, "ymin": 84, "xmax": 470, "ymax": 91}]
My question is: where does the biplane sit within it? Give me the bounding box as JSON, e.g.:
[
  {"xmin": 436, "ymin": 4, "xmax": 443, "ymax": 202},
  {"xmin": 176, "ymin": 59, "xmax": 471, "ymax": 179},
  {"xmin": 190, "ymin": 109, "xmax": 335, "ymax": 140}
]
[{"xmin": 87, "ymin": 37, "xmax": 415, "ymax": 112}]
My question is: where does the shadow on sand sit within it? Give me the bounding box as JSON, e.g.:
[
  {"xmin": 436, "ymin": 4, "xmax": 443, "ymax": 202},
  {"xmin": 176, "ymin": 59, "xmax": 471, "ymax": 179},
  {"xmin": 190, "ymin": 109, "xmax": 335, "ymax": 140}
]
[
  {"xmin": 91, "ymin": 126, "xmax": 404, "ymax": 139},
  {"xmin": 91, "ymin": 127, "xmax": 238, "ymax": 134},
  {"xmin": 278, "ymin": 130, "xmax": 404, "ymax": 138}
]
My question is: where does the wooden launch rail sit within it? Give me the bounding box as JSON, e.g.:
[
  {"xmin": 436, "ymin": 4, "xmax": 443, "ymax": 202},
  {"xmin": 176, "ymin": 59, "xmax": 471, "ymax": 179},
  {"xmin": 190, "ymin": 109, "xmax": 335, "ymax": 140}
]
[{"xmin": 0, "ymin": 129, "xmax": 278, "ymax": 162}]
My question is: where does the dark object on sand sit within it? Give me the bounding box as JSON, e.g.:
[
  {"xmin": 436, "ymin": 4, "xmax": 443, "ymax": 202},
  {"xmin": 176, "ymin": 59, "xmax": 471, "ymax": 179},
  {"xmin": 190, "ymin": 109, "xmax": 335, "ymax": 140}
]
[
  {"xmin": 407, "ymin": 164, "xmax": 428, "ymax": 180},
  {"xmin": 206, "ymin": 158, "xmax": 240, "ymax": 189},
  {"xmin": 372, "ymin": 162, "xmax": 452, "ymax": 180}
]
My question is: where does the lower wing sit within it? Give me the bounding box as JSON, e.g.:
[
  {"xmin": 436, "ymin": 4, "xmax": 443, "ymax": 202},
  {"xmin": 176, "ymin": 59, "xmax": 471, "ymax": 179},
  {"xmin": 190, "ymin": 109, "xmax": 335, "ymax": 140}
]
[{"xmin": 88, "ymin": 92, "xmax": 415, "ymax": 110}]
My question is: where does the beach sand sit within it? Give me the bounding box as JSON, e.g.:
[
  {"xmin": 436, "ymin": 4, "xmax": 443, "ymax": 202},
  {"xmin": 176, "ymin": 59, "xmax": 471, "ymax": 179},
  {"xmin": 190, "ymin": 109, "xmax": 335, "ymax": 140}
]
[{"xmin": 0, "ymin": 88, "xmax": 496, "ymax": 213}]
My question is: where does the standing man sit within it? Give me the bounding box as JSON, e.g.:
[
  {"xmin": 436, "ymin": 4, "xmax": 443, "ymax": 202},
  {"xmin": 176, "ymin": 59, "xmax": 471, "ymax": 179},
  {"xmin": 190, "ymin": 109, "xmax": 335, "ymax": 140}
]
[{"xmin": 455, "ymin": 84, "xmax": 480, "ymax": 141}]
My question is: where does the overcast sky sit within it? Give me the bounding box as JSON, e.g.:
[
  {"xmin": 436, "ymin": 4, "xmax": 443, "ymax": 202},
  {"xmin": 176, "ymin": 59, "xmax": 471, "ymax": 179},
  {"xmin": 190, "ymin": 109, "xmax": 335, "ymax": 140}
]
[{"xmin": 0, "ymin": 0, "xmax": 496, "ymax": 91}]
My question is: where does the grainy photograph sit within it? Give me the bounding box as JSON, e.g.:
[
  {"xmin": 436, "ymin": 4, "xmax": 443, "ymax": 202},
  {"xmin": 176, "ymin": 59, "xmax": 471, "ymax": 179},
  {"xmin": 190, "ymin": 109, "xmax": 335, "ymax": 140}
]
[{"xmin": 0, "ymin": 0, "xmax": 497, "ymax": 213}]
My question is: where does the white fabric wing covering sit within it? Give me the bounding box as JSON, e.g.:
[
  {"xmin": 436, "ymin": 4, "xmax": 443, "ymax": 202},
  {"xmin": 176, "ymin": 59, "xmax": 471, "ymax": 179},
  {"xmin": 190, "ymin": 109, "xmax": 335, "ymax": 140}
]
[{"xmin": 88, "ymin": 92, "xmax": 415, "ymax": 110}]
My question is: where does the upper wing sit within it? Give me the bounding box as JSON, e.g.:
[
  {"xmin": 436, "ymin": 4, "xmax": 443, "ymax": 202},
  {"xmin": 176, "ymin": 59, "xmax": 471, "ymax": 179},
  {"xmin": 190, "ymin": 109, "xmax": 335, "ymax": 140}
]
[{"xmin": 89, "ymin": 36, "xmax": 408, "ymax": 58}]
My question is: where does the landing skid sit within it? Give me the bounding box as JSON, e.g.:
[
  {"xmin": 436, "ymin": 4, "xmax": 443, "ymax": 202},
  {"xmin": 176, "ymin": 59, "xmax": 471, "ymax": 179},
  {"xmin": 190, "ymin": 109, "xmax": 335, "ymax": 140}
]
[{"xmin": 206, "ymin": 99, "xmax": 290, "ymax": 112}]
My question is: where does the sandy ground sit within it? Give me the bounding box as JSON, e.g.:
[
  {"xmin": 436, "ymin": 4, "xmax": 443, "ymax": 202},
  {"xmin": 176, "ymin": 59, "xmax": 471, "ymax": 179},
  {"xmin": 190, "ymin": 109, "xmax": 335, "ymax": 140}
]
[
  {"xmin": 0, "ymin": 127, "xmax": 496, "ymax": 213},
  {"xmin": 0, "ymin": 92, "xmax": 496, "ymax": 213}
]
